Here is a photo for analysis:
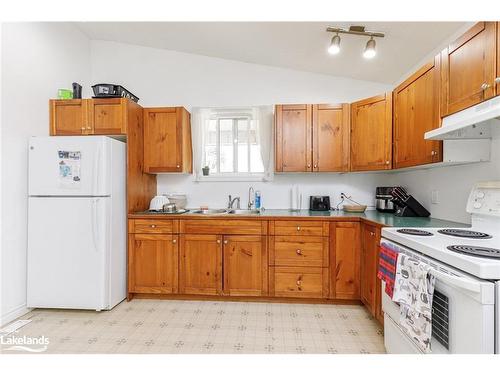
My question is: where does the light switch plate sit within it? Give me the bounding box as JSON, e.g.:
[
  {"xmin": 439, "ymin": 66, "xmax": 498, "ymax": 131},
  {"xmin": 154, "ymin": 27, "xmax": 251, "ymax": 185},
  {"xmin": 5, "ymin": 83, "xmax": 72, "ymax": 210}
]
[{"xmin": 431, "ymin": 190, "xmax": 439, "ymax": 204}]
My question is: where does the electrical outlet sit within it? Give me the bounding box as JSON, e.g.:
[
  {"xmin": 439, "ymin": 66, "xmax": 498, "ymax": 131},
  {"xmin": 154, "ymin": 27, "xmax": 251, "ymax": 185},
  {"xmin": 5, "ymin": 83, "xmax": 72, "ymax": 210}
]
[{"xmin": 431, "ymin": 190, "xmax": 439, "ymax": 204}]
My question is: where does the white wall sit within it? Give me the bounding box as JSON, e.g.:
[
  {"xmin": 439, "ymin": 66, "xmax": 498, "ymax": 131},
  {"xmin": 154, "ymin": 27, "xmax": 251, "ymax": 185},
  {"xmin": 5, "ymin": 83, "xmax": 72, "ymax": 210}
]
[
  {"xmin": 1, "ymin": 23, "xmax": 91, "ymax": 324},
  {"xmin": 90, "ymin": 40, "xmax": 393, "ymax": 210}
]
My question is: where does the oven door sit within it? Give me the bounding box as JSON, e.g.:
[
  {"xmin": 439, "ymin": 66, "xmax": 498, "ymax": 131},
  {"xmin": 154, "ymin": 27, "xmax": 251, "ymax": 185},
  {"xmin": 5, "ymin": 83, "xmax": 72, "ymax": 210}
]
[{"xmin": 381, "ymin": 240, "xmax": 495, "ymax": 354}]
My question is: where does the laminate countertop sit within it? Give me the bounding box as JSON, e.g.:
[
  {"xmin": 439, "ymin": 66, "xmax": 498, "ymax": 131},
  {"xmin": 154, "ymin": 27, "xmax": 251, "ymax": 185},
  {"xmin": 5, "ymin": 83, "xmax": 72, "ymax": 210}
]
[{"xmin": 129, "ymin": 209, "xmax": 468, "ymax": 228}]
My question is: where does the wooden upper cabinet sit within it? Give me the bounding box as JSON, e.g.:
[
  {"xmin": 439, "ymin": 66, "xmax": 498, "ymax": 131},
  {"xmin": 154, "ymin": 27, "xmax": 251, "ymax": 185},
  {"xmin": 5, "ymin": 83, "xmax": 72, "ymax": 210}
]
[
  {"xmin": 50, "ymin": 99, "xmax": 89, "ymax": 135},
  {"xmin": 50, "ymin": 98, "xmax": 131, "ymax": 136},
  {"xmin": 223, "ymin": 235, "xmax": 268, "ymax": 297},
  {"xmin": 128, "ymin": 233, "xmax": 179, "ymax": 294},
  {"xmin": 89, "ymin": 98, "xmax": 127, "ymax": 135},
  {"xmin": 330, "ymin": 222, "xmax": 360, "ymax": 300},
  {"xmin": 275, "ymin": 104, "xmax": 312, "ymax": 172},
  {"xmin": 312, "ymin": 104, "xmax": 350, "ymax": 172},
  {"xmin": 350, "ymin": 93, "xmax": 392, "ymax": 171},
  {"xmin": 179, "ymin": 234, "xmax": 222, "ymax": 295},
  {"xmin": 441, "ymin": 22, "xmax": 497, "ymax": 116},
  {"xmin": 143, "ymin": 107, "xmax": 193, "ymax": 174},
  {"xmin": 393, "ymin": 55, "xmax": 442, "ymax": 169}
]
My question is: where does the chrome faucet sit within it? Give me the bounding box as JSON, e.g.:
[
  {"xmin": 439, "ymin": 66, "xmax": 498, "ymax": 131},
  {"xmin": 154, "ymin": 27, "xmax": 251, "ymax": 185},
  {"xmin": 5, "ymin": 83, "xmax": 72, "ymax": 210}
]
[
  {"xmin": 248, "ymin": 186, "xmax": 254, "ymax": 209},
  {"xmin": 227, "ymin": 195, "xmax": 241, "ymax": 209}
]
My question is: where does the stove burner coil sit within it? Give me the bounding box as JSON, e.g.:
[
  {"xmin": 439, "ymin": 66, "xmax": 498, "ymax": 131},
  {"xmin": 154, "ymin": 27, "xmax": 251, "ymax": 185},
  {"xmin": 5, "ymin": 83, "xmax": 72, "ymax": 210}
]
[
  {"xmin": 438, "ymin": 229, "xmax": 492, "ymax": 239},
  {"xmin": 396, "ymin": 229, "xmax": 434, "ymax": 236},
  {"xmin": 447, "ymin": 245, "xmax": 500, "ymax": 259}
]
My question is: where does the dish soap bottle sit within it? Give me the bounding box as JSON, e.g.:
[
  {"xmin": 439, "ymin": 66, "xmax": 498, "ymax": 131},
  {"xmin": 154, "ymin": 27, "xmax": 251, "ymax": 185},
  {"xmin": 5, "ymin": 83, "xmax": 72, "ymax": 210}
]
[{"xmin": 255, "ymin": 190, "xmax": 261, "ymax": 210}]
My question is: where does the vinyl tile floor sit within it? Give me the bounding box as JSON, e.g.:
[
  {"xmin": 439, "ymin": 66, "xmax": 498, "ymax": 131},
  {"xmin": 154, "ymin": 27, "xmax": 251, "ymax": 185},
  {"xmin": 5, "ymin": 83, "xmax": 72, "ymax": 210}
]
[{"xmin": 1, "ymin": 299, "xmax": 385, "ymax": 354}]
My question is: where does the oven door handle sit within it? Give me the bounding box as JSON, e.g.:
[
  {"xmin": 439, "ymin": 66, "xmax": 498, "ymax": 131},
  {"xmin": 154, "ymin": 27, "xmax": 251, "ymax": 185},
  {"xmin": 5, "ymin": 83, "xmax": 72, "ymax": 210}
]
[{"xmin": 430, "ymin": 269, "xmax": 481, "ymax": 294}]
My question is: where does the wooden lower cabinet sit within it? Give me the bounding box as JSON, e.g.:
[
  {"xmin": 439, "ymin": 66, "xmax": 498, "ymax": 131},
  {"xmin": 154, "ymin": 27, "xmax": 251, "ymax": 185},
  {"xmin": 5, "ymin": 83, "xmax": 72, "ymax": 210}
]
[
  {"xmin": 223, "ymin": 235, "xmax": 268, "ymax": 297},
  {"xmin": 330, "ymin": 222, "xmax": 361, "ymax": 300},
  {"xmin": 269, "ymin": 266, "xmax": 328, "ymax": 298},
  {"xmin": 360, "ymin": 224, "xmax": 378, "ymax": 314},
  {"xmin": 128, "ymin": 233, "xmax": 179, "ymax": 294},
  {"xmin": 179, "ymin": 234, "xmax": 222, "ymax": 295}
]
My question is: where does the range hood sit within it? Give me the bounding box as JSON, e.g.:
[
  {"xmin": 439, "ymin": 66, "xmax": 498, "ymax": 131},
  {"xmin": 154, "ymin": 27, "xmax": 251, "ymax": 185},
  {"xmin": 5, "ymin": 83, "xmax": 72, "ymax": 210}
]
[{"xmin": 425, "ymin": 96, "xmax": 500, "ymax": 140}]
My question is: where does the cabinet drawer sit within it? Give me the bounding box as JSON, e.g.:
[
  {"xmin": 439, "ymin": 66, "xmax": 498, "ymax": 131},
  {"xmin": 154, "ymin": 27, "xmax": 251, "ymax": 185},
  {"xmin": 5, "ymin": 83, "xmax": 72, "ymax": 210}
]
[
  {"xmin": 129, "ymin": 219, "xmax": 177, "ymax": 234},
  {"xmin": 271, "ymin": 220, "xmax": 328, "ymax": 236},
  {"xmin": 270, "ymin": 236, "xmax": 328, "ymax": 267},
  {"xmin": 180, "ymin": 219, "xmax": 266, "ymax": 235},
  {"xmin": 270, "ymin": 266, "xmax": 328, "ymax": 298}
]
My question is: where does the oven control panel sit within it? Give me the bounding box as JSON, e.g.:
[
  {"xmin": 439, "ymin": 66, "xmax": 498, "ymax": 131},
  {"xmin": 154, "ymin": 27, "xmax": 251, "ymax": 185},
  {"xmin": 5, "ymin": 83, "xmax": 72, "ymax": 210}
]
[{"xmin": 466, "ymin": 181, "xmax": 500, "ymax": 216}]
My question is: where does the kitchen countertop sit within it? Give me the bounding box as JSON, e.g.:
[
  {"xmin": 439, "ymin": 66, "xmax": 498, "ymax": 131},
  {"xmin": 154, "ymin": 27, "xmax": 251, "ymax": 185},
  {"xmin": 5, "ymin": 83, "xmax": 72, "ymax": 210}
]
[{"xmin": 129, "ymin": 209, "xmax": 468, "ymax": 228}]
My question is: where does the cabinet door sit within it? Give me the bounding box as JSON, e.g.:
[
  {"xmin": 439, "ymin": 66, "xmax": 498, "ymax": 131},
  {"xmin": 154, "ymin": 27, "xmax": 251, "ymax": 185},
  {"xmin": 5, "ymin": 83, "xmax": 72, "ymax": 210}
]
[
  {"xmin": 49, "ymin": 99, "xmax": 88, "ymax": 135},
  {"xmin": 441, "ymin": 22, "xmax": 497, "ymax": 116},
  {"xmin": 128, "ymin": 233, "xmax": 178, "ymax": 294},
  {"xmin": 179, "ymin": 234, "xmax": 222, "ymax": 295},
  {"xmin": 330, "ymin": 222, "xmax": 360, "ymax": 300},
  {"xmin": 497, "ymin": 22, "xmax": 500, "ymax": 94},
  {"xmin": 360, "ymin": 224, "xmax": 378, "ymax": 314},
  {"xmin": 89, "ymin": 98, "xmax": 126, "ymax": 135},
  {"xmin": 350, "ymin": 93, "xmax": 392, "ymax": 171},
  {"xmin": 394, "ymin": 56, "xmax": 442, "ymax": 169},
  {"xmin": 312, "ymin": 104, "xmax": 350, "ymax": 172},
  {"xmin": 275, "ymin": 104, "xmax": 312, "ymax": 172},
  {"xmin": 223, "ymin": 235, "xmax": 268, "ymax": 296},
  {"xmin": 144, "ymin": 108, "xmax": 182, "ymax": 173}
]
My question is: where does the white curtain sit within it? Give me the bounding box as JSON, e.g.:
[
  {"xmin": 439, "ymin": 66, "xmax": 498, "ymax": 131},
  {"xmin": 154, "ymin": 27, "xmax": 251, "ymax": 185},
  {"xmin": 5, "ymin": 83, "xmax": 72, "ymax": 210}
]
[
  {"xmin": 191, "ymin": 107, "xmax": 211, "ymax": 179},
  {"xmin": 255, "ymin": 105, "xmax": 274, "ymax": 181}
]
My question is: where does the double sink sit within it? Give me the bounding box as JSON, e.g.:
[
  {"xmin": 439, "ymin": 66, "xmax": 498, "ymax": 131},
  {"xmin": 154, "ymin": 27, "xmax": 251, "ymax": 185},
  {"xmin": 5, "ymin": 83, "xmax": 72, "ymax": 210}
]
[{"xmin": 190, "ymin": 208, "xmax": 261, "ymax": 215}]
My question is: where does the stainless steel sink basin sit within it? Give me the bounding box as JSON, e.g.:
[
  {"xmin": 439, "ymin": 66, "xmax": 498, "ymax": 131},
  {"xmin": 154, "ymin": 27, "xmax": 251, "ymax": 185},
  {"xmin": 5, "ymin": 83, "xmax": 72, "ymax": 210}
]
[
  {"xmin": 190, "ymin": 209, "xmax": 228, "ymax": 215},
  {"xmin": 227, "ymin": 209, "xmax": 261, "ymax": 215}
]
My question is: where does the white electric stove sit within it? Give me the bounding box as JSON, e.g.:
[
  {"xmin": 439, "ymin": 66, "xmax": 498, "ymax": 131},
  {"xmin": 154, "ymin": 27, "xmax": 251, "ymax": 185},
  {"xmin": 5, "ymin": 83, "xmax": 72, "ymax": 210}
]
[{"xmin": 381, "ymin": 181, "xmax": 500, "ymax": 354}]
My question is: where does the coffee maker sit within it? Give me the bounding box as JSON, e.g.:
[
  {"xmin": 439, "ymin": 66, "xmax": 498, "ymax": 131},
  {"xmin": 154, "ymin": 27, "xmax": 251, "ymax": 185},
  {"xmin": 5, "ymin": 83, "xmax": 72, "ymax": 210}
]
[{"xmin": 375, "ymin": 187, "xmax": 396, "ymax": 213}]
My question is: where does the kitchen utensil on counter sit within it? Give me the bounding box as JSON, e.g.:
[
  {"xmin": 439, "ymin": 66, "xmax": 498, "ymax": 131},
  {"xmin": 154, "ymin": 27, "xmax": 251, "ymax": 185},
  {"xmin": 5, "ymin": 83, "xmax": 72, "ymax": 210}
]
[
  {"xmin": 343, "ymin": 204, "xmax": 367, "ymax": 213},
  {"xmin": 164, "ymin": 193, "xmax": 187, "ymax": 209},
  {"xmin": 162, "ymin": 203, "xmax": 177, "ymax": 213},
  {"xmin": 376, "ymin": 186, "xmax": 396, "ymax": 213},
  {"xmin": 149, "ymin": 195, "xmax": 170, "ymax": 211},
  {"xmin": 290, "ymin": 186, "xmax": 302, "ymax": 211},
  {"xmin": 309, "ymin": 196, "xmax": 331, "ymax": 211},
  {"xmin": 390, "ymin": 186, "xmax": 430, "ymax": 217}
]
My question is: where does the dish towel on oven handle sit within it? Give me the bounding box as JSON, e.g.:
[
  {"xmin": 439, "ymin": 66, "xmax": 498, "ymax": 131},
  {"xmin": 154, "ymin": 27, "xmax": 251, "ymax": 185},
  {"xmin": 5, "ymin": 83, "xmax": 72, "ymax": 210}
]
[
  {"xmin": 377, "ymin": 243, "xmax": 399, "ymax": 298},
  {"xmin": 392, "ymin": 253, "xmax": 436, "ymax": 353}
]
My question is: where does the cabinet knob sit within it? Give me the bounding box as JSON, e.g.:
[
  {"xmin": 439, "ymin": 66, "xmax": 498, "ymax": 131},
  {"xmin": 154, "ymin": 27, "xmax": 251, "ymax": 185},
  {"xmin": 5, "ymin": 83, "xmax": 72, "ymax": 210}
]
[
  {"xmin": 307, "ymin": 164, "xmax": 311, "ymax": 168},
  {"xmin": 172, "ymin": 239, "xmax": 177, "ymax": 244},
  {"xmin": 495, "ymin": 77, "xmax": 500, "ymax": 84},
  {"xmin": 296, "ymin": 226, "xmax": 301, "ymax": 231},
  {"xmin": 86, "ymin": 126, "xmax": 91, "ymax": 130},
  {"xmin": 223, "ymin": 240, "xmax": 228, "ymax": 245},
  {"xmin": 385, "ymin": 160, "xmax": 390, "ymax": 165},
  {"xmin": 296, "ymin": 279, "xmax": 302, "ymax": 286},
  {"xmin": 481, "ymin": 83, "xmax": 491, "ymax": 90},
  {"xmin": 81, "ymin": 127, "xmax": 85, "ymax": 130},
  {"xmin": 296, "ymin": 249, "xmax": 302, "ymax": 255},
  {"xmin": 370, "ymin": 231, "xmax": 375, "ymax": 236},
  {"xmin": 150, "ymin": 224, "xmax": 156, "ymax": 228},
  {"xmin": 314, "ymin": 164, "xmax": 318, "ymax": 169},
  {"xmin": 431, "ymin": 150, "xmax": 437, "ymax": 156},
  {"xmin": 176, "ymin": 165, "xmax": 180, "ymax": 168},
  {"xmin": 216, "ymin": 239, "xmax": 221, "ymax": 244}
]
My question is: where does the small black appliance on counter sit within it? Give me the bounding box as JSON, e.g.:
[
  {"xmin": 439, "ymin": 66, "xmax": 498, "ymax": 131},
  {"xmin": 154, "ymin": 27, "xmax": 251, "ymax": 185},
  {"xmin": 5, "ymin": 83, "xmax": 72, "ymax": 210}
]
[
  {"xmin": 91, "ymin": 84, "xmax": 139, "ymax": 102},
  {"xmin": 309, "ymin": 196, "xmax": 331, "ymax": 211},
  {"xmin": 375, "ymin": 187, "xmax": 396, "ymax": 213},
  {"xmin": 390, "ymin": 187, "xmax": 430, "ymax": 217}
]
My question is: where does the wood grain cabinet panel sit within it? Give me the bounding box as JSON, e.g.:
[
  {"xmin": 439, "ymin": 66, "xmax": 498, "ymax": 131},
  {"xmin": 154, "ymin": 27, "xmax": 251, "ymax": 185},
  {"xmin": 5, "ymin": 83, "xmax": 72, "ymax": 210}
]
[
  {"xmin": 129, "ymin": 219, "xmax": 176, "ymax": 234},
  {"xmin": 270, "ymin": 235, "xmax": 328, "ymax": 267},
  {"xmin": 312, "ymin": 104, "xmax": 350, "ymax": 172},
  {"xmin": 497, "ymin": 22, "xmax": 500, "ymax": 94},
  {"xmin": 143, "ymin": 107, "xmax": 193, "ymax": 174},
  {"xmin": 330, "ymin": 222, "xmax": 360, "ymax": 300},
  {"xmin": 50, "ymin": 99, "xmax": 89, "ymax": 135},
  {"xmin": 393, "ymin": 55, "xmax": 442, "ymax": 169},
  {"xmin": 269, "ymin": 266, "xmax": 328, "ymax": 298},
  {"xmin": 441, "ymin": 22, "xmax": 497, "ymax": 116},
  {"xmin": 271, "ymin": 220, "xmax": 328, "ymax": 236},
  {"xmin": 360, "ymin": 224, "xmax": 378, "ymax": 315},
  {"xmin": 223, "ymin": 235, "xmax": 268, "ymax": 297},
  {"xmin": 350, "ymin": 93, "xmax": 392, "ymax": 171},
  {"xmin": 128, "ymin": 233, "xmax": 178, "ymax": 294},
  {"xmin": 274, "ymin": 104, "xmax": 312, "ymax": 172},
  {"xmin": 89, "ymin": 98, "xmax": 127, "ymax": 134}
]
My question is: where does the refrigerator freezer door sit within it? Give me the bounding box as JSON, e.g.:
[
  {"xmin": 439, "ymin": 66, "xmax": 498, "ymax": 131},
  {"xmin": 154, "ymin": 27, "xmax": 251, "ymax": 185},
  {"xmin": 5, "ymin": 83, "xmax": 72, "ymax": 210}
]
[
  {"xmin": 27, "ymin": 197, "xmax": 110, "ymax": 310},
  {"xmin": 29, "ymin": 136, "xmax": 111, "ymax": 196}
]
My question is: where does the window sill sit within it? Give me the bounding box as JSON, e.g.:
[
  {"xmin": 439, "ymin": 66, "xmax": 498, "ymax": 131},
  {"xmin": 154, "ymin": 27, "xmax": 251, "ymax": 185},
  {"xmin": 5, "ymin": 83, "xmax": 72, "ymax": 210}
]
[{"xmin": 195, "ymin": 174, "xmax": 273, "ymax": 182}]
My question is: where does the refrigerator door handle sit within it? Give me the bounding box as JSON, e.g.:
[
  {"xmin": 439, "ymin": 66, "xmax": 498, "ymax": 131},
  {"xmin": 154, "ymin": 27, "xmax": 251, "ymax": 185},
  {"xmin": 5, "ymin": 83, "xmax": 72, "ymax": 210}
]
[
  {"xmin": 93, "ymin": 146, "xmax": 101, "ymax": 195},
  {"xmin": 91, "ymin": 198, "xmax": 100, "ymax": 252}
]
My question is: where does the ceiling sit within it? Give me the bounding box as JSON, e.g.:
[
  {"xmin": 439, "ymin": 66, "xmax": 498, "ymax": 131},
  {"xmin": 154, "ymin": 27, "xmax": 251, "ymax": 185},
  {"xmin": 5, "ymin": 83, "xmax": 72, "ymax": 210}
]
[{"xmin": 76, "ymin": 22, "xmax": 467, "ymax": 84}]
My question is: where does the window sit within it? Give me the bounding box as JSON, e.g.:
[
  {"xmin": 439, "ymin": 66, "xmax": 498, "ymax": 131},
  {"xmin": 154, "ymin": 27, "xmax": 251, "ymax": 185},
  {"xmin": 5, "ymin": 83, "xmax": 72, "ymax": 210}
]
[{"xmin": 202, "ymin": 112, "xmax": 264, "ymax": 177}]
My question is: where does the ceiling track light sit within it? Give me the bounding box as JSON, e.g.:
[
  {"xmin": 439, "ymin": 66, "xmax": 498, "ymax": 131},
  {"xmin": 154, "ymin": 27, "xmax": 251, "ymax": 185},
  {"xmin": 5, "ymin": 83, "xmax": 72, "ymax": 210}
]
[{"xmin": 326, "ymin": 25, "xmax": 384, "ymax": 59}]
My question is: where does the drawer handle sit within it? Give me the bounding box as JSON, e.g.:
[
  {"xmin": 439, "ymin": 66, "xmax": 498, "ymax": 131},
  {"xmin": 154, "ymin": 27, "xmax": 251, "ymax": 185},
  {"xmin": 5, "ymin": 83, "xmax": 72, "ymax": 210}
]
[
  {"xmin": 150, "ymin": 224, "xmax": 156, "ymax": 228},
  {"xmin": 296, "ymin": 249, "xmax": 302, "ymax": 255},
  {"xmin": 296, "ymin": 226, "xmax": 301, "ymax": 231},
  {"xmin": 172, "ymin": 239, "xmax": 177, "ymax": 244},
  {"xmin": 481, "ymin": 82, "xmax": 491, "ymax": 90}
]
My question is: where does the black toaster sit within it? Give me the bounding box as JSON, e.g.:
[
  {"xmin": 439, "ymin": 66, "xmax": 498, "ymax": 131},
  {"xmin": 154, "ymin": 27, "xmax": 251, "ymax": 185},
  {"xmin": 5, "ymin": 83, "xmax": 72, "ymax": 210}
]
[{"xmin": 309, "ymin": 196, "xmax": 331, "ymax": 211}]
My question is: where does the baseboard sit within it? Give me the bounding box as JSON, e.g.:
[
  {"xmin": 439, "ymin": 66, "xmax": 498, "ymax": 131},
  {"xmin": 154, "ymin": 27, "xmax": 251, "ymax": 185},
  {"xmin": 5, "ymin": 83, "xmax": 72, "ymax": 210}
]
[{"xmin": 1, "ymin": 304, "xmax": 33, "ymax": 327}]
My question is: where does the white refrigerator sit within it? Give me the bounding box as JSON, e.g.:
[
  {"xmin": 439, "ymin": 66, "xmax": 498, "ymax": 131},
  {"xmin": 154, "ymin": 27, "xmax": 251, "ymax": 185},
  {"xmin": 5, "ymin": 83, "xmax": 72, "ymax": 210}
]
[{"xmin": 27, "ymin": 136, "xmax": 126, "ymax": 311}]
